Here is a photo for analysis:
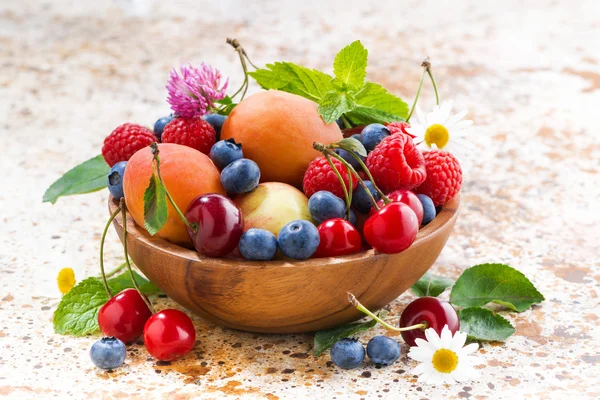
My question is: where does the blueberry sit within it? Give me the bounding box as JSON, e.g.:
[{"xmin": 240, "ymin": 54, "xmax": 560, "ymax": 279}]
[
  {"xmin": 90, "ymin": 337, "xmax": 126, "ymax": 370},
  {"xmin": 366, "ymin": 335, "xmax": 400, "ymax": 366},
  {"xmin": 239, "ymin": 228, "xmax": 278, "ymax": 261},
  {"xmin": 107, "ymin": 161, "xmax": 127, "ymax": 200},
  {"xmin": 330, "ymin": 338, "xmax": 365, "ymax": 369},
  {"xmin": 336, "ymin": 118, "xmax": 346, "ymax": 130},
  {"xmin": 334, "ymin": 149, "xmax": 362, "ymax": 170},
  {"xmin": 352, "ymin": 181, "xmax": 380, "ymax": 213},
  {"xmin": 203, "ymin": 113, "xmax": 227, "ymax": 141},
  {"xmin": 350, "ymin": 133, "xmax": 362, "ymax": 143},
  {"xmin": 220, "ymin": 158, "xmax": 260, "ymax": 194},
  {"xmin": 361, "ymin": 123, "xmax": 390, "ymax": 151},
  {"xmin": 278, "ymin": 220, "xmax": 320, "ymax": 260},
  {"xmin": 153, "ymin": 115, "xmax": 173, "ymax": 141},
  {"xmin": 210, "ymin": 139, "xmax": 243, "ymax": 170},
  {"xmin": 308, "ymin": 191, "xmax": 346, "ymax": 225},
  {"xmin": 417, "ymin": 194, "xmax": 436, "ymax": 226}
]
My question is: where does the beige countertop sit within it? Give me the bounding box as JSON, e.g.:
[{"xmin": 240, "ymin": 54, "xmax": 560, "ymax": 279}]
[{"xmin": 1, "ymin": 0, "xmax": 599, "ymax": 398}]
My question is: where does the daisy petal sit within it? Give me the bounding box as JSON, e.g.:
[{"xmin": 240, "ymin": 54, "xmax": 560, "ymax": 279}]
[
  {"xmin": 451, "ymin": 331, "xmax": 467, "ymax": 351},
  {"xmin": 440, "ymin": 325, "xmax": 453, "ymax": 347},
  {"xmin": 425, "ymin": 327, "xmax": 443, "ymax": 348},
  {"xmin": 461, "ymin": 343, "xmax": 479, "ymax": 355},
  {"xmin": 445, "ymin": 109, "xmax": 467, "ymax": 126},
  {"xmin": 408, "ymin": 347, "xmax": 433, "ymax": 363},
  {"xmin": 412, "ymin": 363, "xmax": 429, "ymax": 375},
  {"xmin": 415, "ymin": 105, "xmax": 428, "ymax": 127}
]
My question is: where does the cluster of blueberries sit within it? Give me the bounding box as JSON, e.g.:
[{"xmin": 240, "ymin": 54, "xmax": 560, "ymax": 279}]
[{"xmin": 331, "ymin": 335, "xmax": 401, "ymax": 369}]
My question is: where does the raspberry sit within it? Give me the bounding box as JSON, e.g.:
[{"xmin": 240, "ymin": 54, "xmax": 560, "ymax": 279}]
[
  {"xmin": 161, "ymin": 117, "xmax": 216, "ymax": 155},
  {"xmin": 303, "ymin": 156, "xmax": 359, "ymax": 199},
  {"xmin": 102, "ymin": 123, "xmax": 156, "ymax": 167},
  {"xmin": 365, "ymin": 134, "xmax": 426, "ymax": 192},
  {"xmin": 415, "ymin": 150, "xmax": 462, "ymax": 206},
  {"xmin": 386, "ymin": 121, "xmax": 415, "ymax": 138}
]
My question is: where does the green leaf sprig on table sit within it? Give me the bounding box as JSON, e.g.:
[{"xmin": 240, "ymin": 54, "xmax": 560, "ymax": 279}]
[
  {"xmin": 313, "ymin": 263, "xmax": 544, "ymax": 354},
  {"xmin": 53, "ymin": 268, "xmax": 161, "ymax": 336},
  {"xmin": 249, "ymin": 40, "xmax": 409, "ymax": 125}
]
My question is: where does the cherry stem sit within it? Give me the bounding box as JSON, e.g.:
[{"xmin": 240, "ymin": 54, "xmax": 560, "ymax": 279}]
[
  {"xmin": 120, "ymin": 198, "xmax": 155, "ymax": 314},
  {"xmin": 344, "ymin": 151, "xmax": 391, "ymax": 203},
  {"xmin": 422, "ymin": 57, "xmax": 439, "ymax": 106},
  {"xmin": 226, "ymin": 38, "xmax": 255, "ymax": 103},
  {"xmin": 99, "ymin": 206, "xmax": 121, "ymax": 298},
  {"xmin": 150, "ymin": 143, "xmax": 198, "ymax": 233},
  {"xmin": 347, "ymin": 292, "xmax": 427, "ymax": 332},
  {"xmin": 324, "ymin": 154, "xmax": 351, "ymax": 217},
  {"xmin": 341, "ymin": 115, "xmax": 352, "ymax": 129},
  {"xmin": 406, "ymin": 65, "xmax": 426, "ymax": 123}
]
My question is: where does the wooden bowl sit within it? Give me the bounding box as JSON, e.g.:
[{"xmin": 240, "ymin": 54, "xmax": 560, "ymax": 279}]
[{"xmin": 109, "ymin": 196, "xmax": 459, "ymax": 333}]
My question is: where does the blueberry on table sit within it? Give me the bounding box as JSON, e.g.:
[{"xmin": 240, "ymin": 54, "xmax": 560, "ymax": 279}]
[
  {"xmin": 90, "ymin": 337, "xmax": 126, "ymax": 370},
  {"xmin": 210, "ymin": 139, "xmax": 243, "ymax": 169},
  {"xmin": 153, "ymin": 115, "xmax": 173, "ymax": 141},
  {"xmin": 239, "ymin": 228, "xmax": 278, "ymax": 261},
  {"xmin": 107, "ymin": 161, "xmax": 127, "ymax": 199},
  {"xmin": 366, "ymin": 335, "xmax": 401, "ymax": 366},
  {"xmin": 417, "ymin": 194, "xmax": 436, "ymax": 226},
  {"xmin": 360, "ymin": 123, "xmax": 390, "ymax": 151},
  {"xmin": 203, "ymin": 113, "xmax": 227, "ymax": 140},
  {"xmin": 220, "ymin": 158, "xmax": 260, "ymax": 194},
  {"xmin": 330, "ymin": 338, "xmax": 365, "ymax": 369},
  {"xmin": 308, "ymin": 191, "xmax": 346, "ymax": 225},
  {"xmin": 352, "ymin": 180, "xmax": 380, "ymax": 213},
  {"xmin": 278, "ymin": 220, "xmax": 320, "ymax": 260}
]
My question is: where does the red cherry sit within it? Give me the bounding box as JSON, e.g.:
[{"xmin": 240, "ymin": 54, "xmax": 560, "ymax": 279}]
[
  {"xmin": 370, "ymin": 189, "xmax": 424, "ymax": 225},
  {"xmin": 363, "ymin": 202, "xmax": 418, "ymax": 254},
  {"xmin": 399, "ymin": 297, "xmax": 460, "ymax": 346},
  {"xmin": 185, "ymin": 193, "xmax": 244, "ymax": 257},
  {"xmin": 144, "ymin": 309, "xmax": 196, "ymax": 361},
  {"xmin": 98, "ymin": 288, "xmax": 153, "ymax": 344},
  {"xmin": 314, "ymin": 218, "xmax": 362, "ymax": 258}
]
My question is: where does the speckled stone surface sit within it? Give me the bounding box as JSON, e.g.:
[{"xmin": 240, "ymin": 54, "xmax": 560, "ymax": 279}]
[{"xmin": 1, "ymin": 0, "xmax": 599, "ymax": 398}]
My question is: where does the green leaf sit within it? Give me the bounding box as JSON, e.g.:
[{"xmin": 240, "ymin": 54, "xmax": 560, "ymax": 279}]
[
  {"xmin": 457, "ymin": 307, "xmax": 516, "ymax": 342},
  {"xmin": 318, "ymin": 91, "xmax": 356, "ymax": 123},
  {"xmin": 312, "ymin": 311, "xmax": 385, "ymax": 356},
  {"xmin": 333, "ymin": 40, "xmax": 368, "ymax": 89},
  {"xmin": 216, "ymin": 95, "xmax": 233, "ymax": 105},
  {"xmin": 450, "ymin": 264, "xmax": 544, "ymax": 312},
  {"xmin": 107, "ymin": 270, "xmax": 161, "ymax": 295},
  {"xmin": 53, "ymin": 278, "xmax": 109, "ymax": 336},
  {"xmin": 143, "ymin": 172, "xmax": 168, "ymax": 236},
  {"xmin": 411, "ymin": 272, "xmax": 454, "ymax": 298},
  {"xmin": 345, "ymin": 82, "xmax": 409, "ymax": 125},
  {"xmin": 43, "ymin": 155, "xmax": 110, "ymax": 204},
  {"xmin": 335, "ymin": 137, "xmax": 367, "ymax": 158}
]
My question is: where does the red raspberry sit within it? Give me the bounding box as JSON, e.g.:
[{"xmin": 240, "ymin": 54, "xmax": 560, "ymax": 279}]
[
  {"xmin": 102, "ymin": 123, "xmax": 156, "ymax": 167},
  {"xmin": 415, "ymin": 150, "xmax": 462, "ymax": 206},
  {"xmin": 303, "ymin": 156, "xmax": 359, "ymax": 199},
  {"xmin": 161, "ymin": 117, "xmax": 216, "ymax": 155},
  {"xmin": 365, "ymin": 134, "xmax": 426, "ymax": 192},
  {"xmin": 386, "ymin": 121, "xmax": 415, "ymax": 138}
]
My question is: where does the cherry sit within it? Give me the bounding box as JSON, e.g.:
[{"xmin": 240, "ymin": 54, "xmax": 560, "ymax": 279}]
[
  {"xmin": 370, "ymin": 189, "xmax": 424, "ymax": 225},
  {"xmin": 363, "ymin": 202, "xmax": 418, "ymax": 254},
  {"xmin": 144, "ymin": 309, "xmax": 196, "ymax": 361},
  {"xmin": 185, "ymin": 193, "xmax": 244, "ymax": 257},
  {"xmin": 399, "ymin": 297, "xmax": 460, "ymax": 346},
  {"xmin": 314, "ymin": 218, "xmax": 362, "ymax": 258},
  {"xmin": 98, "ymin": 288, "xmax": 153, "ymax": 344}
]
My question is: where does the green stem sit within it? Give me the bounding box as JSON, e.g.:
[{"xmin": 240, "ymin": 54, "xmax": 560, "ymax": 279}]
[
  {"xmin": 345, "ymin": 163, "xmax": 353, "ymax": 219},
  {"xmin": 347, "ymin": 293, "xmax": 427, "ymax": 332},
  {"xmin": 346, "ymin": 152, "xmax": 390, "ymax": 203},
  {"xmin": 341, "ymin": 115, "xmax": 352, "ymax": 129},
  {"xmin": 150, "ymin": 144, "xmax": 198, "ymax": 232},
  {"xmin": 120, "ymin": 199, "xmax": 155, "ymax": 314},
  {"xmin": 421, "ymin": 57, "xmax": 439, "ymax": 105},
  {"xmin": 327, "ymin": 149, "xmax": 379, "ymax": 211},
  {"xmin": 101, "ymin": 262, "xmax": 128, "ymax": 279},
  {"xmin": 406, "ymin": 67, "xmax": 426, "ymax": 122},
  {"xmin": 99, "ymin": 206, "xmax": 121, "ymax": 298},
  {"xmin": 227, "ymin": 38, "xmax": 253, "ymax": 101},
  {"xmin": 325, "ymin": 154, "xmax": 351, "ymax": 212}
]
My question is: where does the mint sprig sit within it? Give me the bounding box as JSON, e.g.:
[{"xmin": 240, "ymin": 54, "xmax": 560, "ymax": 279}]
[
  {"xmin": 43, "ymin": 155, "xmax": 109, "ymax": 204},
  {"xmin": 249, "ymin": 41, "xmax": 408, "ymax": 125}
]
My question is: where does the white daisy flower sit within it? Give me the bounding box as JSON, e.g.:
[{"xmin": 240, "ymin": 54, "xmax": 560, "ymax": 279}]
[
  {"xmin": 406, "ymin": 101, "xmax": 473, "ymax": 158},
  {"xmin": 408, "ymin": 325, "xmax": 481, "ymax": 385}
]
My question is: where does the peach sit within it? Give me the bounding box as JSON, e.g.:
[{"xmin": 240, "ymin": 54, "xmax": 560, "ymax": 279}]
[
  {"xmin": 123, "ymin": 143, "xmax": 225, "ymax": 247},
  {"xmin": 221, "ymin": 91, "xmax": 343, "ymax": 187}
]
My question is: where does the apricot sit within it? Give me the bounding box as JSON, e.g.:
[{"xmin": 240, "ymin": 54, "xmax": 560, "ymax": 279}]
[
  {"xmin": 123, "ymin": 143, "xmax": 225, "ymax": 247},
  {"xmin": 221, "ymin": 91, "xmax": 343, "ymax": 187}
]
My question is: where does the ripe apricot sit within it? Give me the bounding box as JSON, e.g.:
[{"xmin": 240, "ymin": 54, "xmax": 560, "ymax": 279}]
[
  {"xmin": 221, "ymin": 91, "xmax": 343, "ymax": 187},
  {"xmin": 123, "ymin": 143, "xmax": 225, "ymax": 247}
]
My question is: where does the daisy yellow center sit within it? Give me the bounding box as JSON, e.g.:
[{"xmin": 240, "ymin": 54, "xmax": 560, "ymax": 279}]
[
  {"xmin": 424, "ymin": 124, "xmax": 450, "ymax": 149},
  {"xmin": 431, "ymin": 349, "xmax": 458, "ymax": 373}
]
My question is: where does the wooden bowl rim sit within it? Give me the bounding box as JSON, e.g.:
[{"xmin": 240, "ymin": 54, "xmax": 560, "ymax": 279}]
[{"xmin": 109, "ymin": 195, "xmax": 460, "ymax": 270}]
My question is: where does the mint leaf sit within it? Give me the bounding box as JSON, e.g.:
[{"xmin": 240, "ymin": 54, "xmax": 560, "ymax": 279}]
[
  {"xmin": 346, "ymin": 82, "xmax": 409, "ymax": 125},
  {"xmin": 143, "ymin": 173, "xmax": 168, "ymax": 236},
  {"xmin": 335, "ymin": 137, "xmax": 367, "ymax": 157},
  {"xmin": 318, "ymin": 91, "xmax": 356, "ymax": 123},
  {"xmin": 43, "ymin": 155, "xmax": 109, "ymax": 204},
  {"xmin": 457, "ymin": 307, "xmax": 516, "ymax": 342},
  {"xmin": 53, "ymin": 278, "xmax": 109, "ymax": 336},
  {"xmin": 450, "ymin": 264, "xmax": 544, "ymax": 312},
  {"xmin": 108, "ymin": 270, "xmax": 161, "ymax": 295},
  {"xmin": 411, "ymin": 272, "xmax": 454, "ymax": 298},
  {"xmin": 333, "ymin": 40, "xmax": 368, "ymax": 89},
  {"xmin": 313, "ymin": 311, "xmax": 385, "ymax": 356}
]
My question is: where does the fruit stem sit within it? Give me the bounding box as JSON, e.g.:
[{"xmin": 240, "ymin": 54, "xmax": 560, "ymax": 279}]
[
  {"xmin": 324, "ymin": 153, "xmax": 351, "ymax": 217},
  {"xmin": 120, "ymin": 198, "xmax": 155, "ymax": 314},
  {"xmin": 406, "ymin": 64, "xmax": 426, "ymax": 122},
  {"xmin": 100, "ymin": 261, "xmax": 128, "ymax": 279},
  {"xmin": 347, "ymin": 292, "xmax": 427, "ymax": 332},
  {"xmin": 150, "ymin": 143, "xmax": 199, "ymax": 233},
  {"xmin": 341, "ymin": 115, "xmax": 352, "ymax": 129},
  {"xmin": 422, "ymin": 57, "xmax": 439, "ymax": 106},
  {"xmin": 344, "ymin": 151, "xmax": 391, "ymax": 204},
  {"xmin": 99, "ymin": 206, "xmax": 121, "ymax": 298},
  {"xmin": 226, "ymin": 38, "xmax": 254, "ymax": 102}
]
